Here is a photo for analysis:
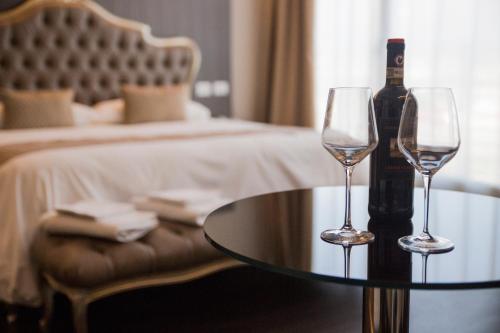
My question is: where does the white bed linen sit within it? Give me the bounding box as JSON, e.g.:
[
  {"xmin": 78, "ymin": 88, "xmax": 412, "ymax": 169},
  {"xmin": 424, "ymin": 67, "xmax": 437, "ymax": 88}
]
[{"xmin": 0, "ymin": 119, "xmax": 367, "ymax": 305}]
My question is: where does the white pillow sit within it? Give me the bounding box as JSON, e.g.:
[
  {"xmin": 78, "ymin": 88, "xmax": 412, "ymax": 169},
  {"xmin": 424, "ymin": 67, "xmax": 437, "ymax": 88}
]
[
  {"xmin": 186, "ymin": 100, "xmax": 211, "ymax": 121},
  {"xmin": 92, "ymin": 98, "xmax": 211, "ymax": 124},
  {"xmin": 72, "ymin": 103, "xmax": 96, "ymax": 126},
  {"xmin": 92, "ymin": 99, "xmax": 125, "ymax": 124},
  {"xmin": 0, "ymin": 102, "xmax": 95, "ymax": 128}
]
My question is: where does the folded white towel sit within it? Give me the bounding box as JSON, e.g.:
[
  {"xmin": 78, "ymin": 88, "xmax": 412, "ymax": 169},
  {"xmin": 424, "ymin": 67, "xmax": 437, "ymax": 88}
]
[
  {"xmin": 41, "ymin": 210, "xmax": 158, "ymax": 242},
  {"xmin": 147, "ymin": 189, "xmax": 221, "ymax": 208},
  {"xmin": 55, "ymin": 200, "xmax": 135, "ymax": 219},
  {"xmin": 134, "ymin": 196, "xmax": 229, "ymax": 227}
]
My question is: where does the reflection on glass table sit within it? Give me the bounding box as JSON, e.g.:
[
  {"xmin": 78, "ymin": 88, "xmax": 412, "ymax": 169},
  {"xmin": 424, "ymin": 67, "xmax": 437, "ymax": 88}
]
[
  {"xmin": 204, "ymin": 186, "xmax": 500, "ymax": 332},
  {"xmin": 205, "ymin": 186, "xmax": 500, "ymax": 289},
  {"xmin": 342, "ymin": 245, "xmax": 351, "ymax": 279}
]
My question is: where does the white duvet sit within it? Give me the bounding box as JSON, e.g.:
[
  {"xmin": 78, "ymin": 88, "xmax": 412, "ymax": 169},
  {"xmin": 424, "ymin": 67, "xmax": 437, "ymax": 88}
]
[{"xmin": 0, "ymin": 119, "xmax": 366, "ymax": 305}]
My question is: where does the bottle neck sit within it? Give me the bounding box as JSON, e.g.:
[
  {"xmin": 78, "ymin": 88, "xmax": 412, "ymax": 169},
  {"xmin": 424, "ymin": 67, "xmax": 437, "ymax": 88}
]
[
  {"xmin": 386, "ymin": 77, "xmax": 404, "ymax": 87},
  {"xmin": 385, "ymin": 44, "xmax": 405, "ymax": 87}
]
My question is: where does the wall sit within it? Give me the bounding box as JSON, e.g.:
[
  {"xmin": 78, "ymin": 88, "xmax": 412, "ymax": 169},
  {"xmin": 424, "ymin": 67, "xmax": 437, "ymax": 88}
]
[
  {"xmin": 0, "ymin": 0, "xmax": 231, "ymax": 117},
  {"xmin": 0, "ymin": 0, "xmax": 21, "ymax": 11}
]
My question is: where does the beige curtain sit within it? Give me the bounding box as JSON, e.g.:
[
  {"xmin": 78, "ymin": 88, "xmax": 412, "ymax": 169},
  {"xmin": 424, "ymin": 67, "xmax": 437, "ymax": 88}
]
[{"xmin": 254, "ymin": 0, "xmax": 315, "ymax": 127}]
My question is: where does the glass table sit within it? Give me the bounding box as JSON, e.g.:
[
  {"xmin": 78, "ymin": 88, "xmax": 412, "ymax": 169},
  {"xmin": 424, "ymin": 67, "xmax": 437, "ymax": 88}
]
[{"xmin": 204, "ymin": 186, "xmax": 500, "ymax": 332}]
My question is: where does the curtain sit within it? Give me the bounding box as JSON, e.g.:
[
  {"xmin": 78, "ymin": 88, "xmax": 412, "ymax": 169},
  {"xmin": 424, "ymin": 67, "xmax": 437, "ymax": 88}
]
[
  {"xmin": 315, "ymin": 0, "xmax": 500, "ymax": 189},
  {"xmin": 254, "ymin": 0, "xmax": 315, "ymax": 127}
]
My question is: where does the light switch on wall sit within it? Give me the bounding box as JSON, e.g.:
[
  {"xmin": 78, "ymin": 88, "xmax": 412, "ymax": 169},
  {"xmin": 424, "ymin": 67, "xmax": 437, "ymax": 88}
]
[
  {"xmin": 195, "ymin": 80, "xmax": 230, "ymax": 98},
  {"xmin": 195, "ymin": 81, "xmax": 212, "ymax": 98},
  {"xmin": 213, "ymin": 80, "xmax": 230, "ymax": 97}
]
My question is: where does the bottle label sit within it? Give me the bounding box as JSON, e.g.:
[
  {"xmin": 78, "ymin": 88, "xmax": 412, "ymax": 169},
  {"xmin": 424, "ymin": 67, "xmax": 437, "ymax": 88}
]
[
  {"xmin": 380, "ymin": 118, "xmax": 413, "ymax": 176},
  {"xmin": 386, "ymin": 67, "xmax": 404, "ymax": 79},
  {"xmin": 387, "ymin": 53, "xmax": 404, "ymax": 79}
]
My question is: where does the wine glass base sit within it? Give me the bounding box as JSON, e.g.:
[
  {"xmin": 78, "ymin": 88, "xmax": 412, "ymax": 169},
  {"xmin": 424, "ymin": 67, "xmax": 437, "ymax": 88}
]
[
  {"xmin": 398, "ymin": 235, "xmax": 454, "ymax": 254},
  {"xmin": 321, "ymin": 229, "xmax": 374, "ymax": 246}
]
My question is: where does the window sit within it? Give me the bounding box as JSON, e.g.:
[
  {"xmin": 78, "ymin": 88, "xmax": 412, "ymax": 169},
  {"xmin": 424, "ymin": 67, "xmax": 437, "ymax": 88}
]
[{"xmin": 314, "ymin": 0, "xmax": 500, "ymax": 186}]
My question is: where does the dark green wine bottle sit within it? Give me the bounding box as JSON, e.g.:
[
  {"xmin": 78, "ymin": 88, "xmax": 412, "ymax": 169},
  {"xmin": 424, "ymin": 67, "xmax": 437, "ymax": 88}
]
[{"xmin": 368, "ymin": 38, "xmax": 415, "ymax": 220}]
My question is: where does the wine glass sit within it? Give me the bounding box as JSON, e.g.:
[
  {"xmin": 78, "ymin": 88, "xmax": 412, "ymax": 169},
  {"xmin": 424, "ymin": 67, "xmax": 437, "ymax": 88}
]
[
  {"xmin": 397, "ymin": 87, "xmax": 460, "ymax": 253},
  {"xmin": 321, "ymin": 87, "xmax": 379, "ymax": 245}
]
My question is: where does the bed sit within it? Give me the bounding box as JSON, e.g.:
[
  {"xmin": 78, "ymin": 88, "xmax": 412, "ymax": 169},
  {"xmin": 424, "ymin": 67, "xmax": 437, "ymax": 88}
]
[{"xmin": 0, "ymin": 0, "xmax": 359, "ymax": 306}]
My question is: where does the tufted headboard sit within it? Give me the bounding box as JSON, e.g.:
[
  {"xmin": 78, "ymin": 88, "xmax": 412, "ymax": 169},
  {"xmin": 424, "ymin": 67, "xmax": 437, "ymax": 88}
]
[{"xmin": 0, "ymin": 0, "xmax": 200, "ymax": 105}]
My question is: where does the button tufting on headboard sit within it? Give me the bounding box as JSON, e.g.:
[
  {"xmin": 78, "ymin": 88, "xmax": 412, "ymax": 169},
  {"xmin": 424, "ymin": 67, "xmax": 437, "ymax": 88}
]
[{"xmin": 0, "ymin": 0, "xmax": 200, "ymax": 105}]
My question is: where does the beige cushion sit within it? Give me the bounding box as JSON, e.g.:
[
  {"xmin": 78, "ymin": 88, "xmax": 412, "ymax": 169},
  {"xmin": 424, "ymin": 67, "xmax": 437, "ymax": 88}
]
[
  {"xmin": 0, "ymin": 101, "xmax": 96, "ymax": 128},
  {"xmin": 32, "ymin": 222, "xmax": 223, "ymax": 288},
  {"xmin": 2, "ymin": 89, "xmax": 75, "ymax": 129},
  {"xmin": 122, "ymin": 85, "xmax": 189, "ymax": 124}
]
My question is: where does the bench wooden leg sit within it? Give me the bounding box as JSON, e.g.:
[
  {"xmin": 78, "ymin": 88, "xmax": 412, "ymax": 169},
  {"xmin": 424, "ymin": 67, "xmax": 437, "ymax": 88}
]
[
  {"xmin": 5, "ymin": 306, "xmax": 17, "ymax": 325},
  {"xmin": 69, "ymin": 294, "xmax": 89, "ymax": 333},
  {"xmin": 39, "ymin": 286, "xmax": 55, "ymax": 332}
]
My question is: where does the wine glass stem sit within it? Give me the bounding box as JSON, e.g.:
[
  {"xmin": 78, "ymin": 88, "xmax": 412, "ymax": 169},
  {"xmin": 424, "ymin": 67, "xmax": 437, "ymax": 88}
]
[
  {"xmin": 343, "ymin": 245, "xmax": 351, "ymax": 278},
  {"xmin": 343, "ymin": 166, "xmax": 353, "ymax": 230},
  {"xmin": 422, "ymin": 174, "xmax": 433, "ymax": 237}
]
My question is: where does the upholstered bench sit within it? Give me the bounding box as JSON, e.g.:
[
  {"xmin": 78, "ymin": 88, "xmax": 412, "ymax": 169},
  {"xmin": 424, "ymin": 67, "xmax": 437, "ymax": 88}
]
[{"xmin": 31, "ymin": 222, "xmax": 241, "ymax": 333}]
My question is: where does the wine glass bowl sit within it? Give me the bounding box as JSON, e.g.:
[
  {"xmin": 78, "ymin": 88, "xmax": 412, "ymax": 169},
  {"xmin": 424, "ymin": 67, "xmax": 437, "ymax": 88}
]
[
  {"xmin": 322, "ymin": 88, "xmax": 379, "ymax": 167},
  {"xmin": 397, "ymin": 87, "xmax": 460, "ymax": 254},
  {"xmin": 398, "ymin": 88, "xmax": 460, "ymax": 176},
  {"xmin": 321, "ymin": 87, "xmax": 378, "ymax": 246}
]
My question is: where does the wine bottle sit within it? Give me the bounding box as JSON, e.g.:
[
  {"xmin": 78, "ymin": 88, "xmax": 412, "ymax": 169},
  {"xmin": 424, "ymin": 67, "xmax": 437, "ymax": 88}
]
[{"xmin": 368, "ymin": 38, "xmax": 415, "ymax": 220}]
